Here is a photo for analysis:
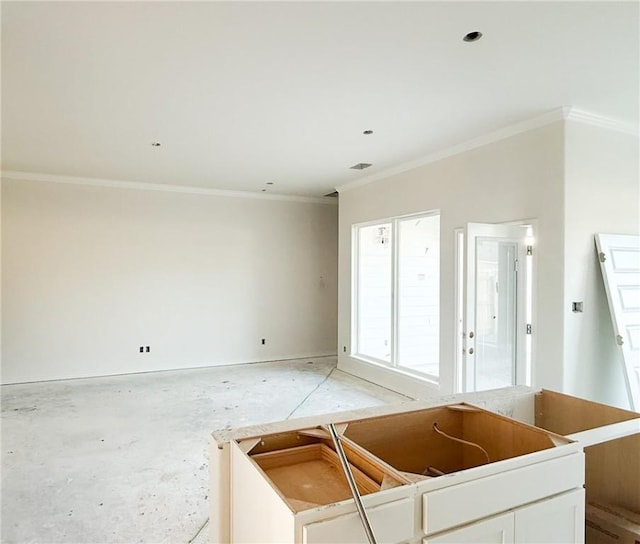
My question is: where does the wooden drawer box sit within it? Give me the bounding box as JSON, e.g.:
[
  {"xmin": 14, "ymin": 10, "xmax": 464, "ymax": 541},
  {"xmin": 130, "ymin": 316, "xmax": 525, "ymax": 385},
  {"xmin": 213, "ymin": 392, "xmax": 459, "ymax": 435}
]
[
  {"xmin": 250, "ymin": 441, "xmax": 404, "ymax": 513},
  {"xmin": 230, "ymin": 427, "xmax": 411, "ymax": 543}
]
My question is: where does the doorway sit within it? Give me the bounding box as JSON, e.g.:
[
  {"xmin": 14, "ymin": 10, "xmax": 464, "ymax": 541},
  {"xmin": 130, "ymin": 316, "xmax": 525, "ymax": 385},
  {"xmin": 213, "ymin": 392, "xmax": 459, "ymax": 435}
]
[{"xmin": 455, "ymin": 222, "xmax": 533, "ymax": 392}]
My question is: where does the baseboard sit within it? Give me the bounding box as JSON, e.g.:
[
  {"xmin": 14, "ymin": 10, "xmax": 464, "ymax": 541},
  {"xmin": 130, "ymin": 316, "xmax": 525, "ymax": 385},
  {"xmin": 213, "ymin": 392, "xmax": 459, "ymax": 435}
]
[{"xmin": 0, "ymin": 352, "xmax": 338, "ymax": 385}]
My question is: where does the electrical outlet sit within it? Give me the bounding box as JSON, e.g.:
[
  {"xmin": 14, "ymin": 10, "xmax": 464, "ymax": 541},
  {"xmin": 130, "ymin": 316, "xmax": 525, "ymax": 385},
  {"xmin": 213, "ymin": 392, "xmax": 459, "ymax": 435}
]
[
  {"xmin": 343, "ymin": 346, "xmax": 347, "ymax": 353},
  {"xmin": 139, "ymin": 346, "xmax": 144, "ymax": 353},
  {"xmin": 261, "ymin": 338, "xmax": 266, "ymax": 345},
  {"xmin": 145, "ymin": 346, "xmax": 150, "ymax": 352}
]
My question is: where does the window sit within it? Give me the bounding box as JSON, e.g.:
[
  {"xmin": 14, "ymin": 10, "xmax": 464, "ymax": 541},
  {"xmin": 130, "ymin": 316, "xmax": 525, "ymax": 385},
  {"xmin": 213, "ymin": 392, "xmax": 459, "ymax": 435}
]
[{"xmin": 353, "ymin": 212, "xmax": 440, "ymax": 380}]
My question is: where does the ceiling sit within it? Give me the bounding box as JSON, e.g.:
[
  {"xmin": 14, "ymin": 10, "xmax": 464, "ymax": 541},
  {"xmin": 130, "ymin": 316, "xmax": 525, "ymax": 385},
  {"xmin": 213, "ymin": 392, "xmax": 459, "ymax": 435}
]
[{"xmin": 2, "ymin": 1, "xmax": 638, "ymax": 198}]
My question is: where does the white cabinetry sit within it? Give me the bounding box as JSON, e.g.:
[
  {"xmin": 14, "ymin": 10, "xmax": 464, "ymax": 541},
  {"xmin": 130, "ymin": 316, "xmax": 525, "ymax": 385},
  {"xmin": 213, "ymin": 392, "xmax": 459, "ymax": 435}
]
[
  {"xmin": 421, "ymin": 453, "xmax": 584, "ymax": 536},
  {"xmin": 211, "ymin": 389, "xmax": 640, "ymax": 544},
  {"xmin": 302, "ymin": 498, "xmax": 414, "ymax": 544},
  {"xmin": 424, "ymin": 489, "xmax": 585, "ymax": 544},
  {"xmin": 227, "ymin": 402, "xmax": 582, "ymax": 543},
  {"xmin": 514, "ymin": 489, "xmax": 585, "ymax": 544},
  {"xmin": 424, "ymin": 511, "xmax": 515, "ymax": 544}
]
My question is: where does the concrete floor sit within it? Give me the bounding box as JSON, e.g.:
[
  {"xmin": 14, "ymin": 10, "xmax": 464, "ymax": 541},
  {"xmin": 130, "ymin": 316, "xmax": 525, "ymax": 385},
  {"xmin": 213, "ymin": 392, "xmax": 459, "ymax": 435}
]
[{"xmin": 1, "ymin": 356, "xmax": 409, "ymax": 543}]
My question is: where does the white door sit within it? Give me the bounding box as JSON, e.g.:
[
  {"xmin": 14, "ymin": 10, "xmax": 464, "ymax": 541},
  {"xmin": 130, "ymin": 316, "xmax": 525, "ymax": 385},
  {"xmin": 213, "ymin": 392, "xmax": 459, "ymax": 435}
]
[
  {"xmin": 595, "ymin": 233, "xmax": 640, "ymax": 411},
  {"xmin": 462, "ymin": 223, "xmax": 529, "ymax": 392}
]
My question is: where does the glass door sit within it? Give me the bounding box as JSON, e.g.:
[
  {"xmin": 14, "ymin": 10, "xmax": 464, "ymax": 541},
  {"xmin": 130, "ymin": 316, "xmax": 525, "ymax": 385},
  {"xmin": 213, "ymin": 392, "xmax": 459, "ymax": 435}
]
[{"xmin": 463, "ymin": 223, "xmax": 528, "ymax": 392}]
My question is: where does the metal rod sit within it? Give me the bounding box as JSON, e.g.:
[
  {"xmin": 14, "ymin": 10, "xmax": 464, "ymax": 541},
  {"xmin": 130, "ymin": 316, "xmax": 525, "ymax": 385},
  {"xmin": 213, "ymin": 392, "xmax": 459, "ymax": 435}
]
[{"xmin": 327, "ymin": 423, "xmax": 378, "ymax": 544}]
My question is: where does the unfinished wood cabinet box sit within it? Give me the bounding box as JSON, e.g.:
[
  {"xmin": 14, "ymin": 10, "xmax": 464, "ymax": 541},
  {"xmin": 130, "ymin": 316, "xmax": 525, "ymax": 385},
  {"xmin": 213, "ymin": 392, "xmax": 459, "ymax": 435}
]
[
  {"xmin": 231, "ymin": 427, "xmax": 414, "ymax": 544},
  {"xmin": 535, "ymin": 390, "xmax": 640, "ymax": 544},
  {"xmin": 342, "ymin": 403, "xmax": 583, "ymax": 541},
  {"xmin": 240, "ymin": 430, "xmax": 408, "ymax": 513},
  {"xmin": 212, "ymin": 389, "xmax": 640, "ymax": 544}
]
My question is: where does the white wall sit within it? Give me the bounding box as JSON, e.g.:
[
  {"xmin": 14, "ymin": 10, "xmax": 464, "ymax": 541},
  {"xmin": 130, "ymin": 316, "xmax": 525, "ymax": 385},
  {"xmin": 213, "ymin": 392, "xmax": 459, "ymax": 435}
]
[
  {"xmin": 563, "ymin": 122, "xmax": 640, "ymax": 408},
  {"xmin": 338, "ymin": 122, "xmax": 566, "ymax": 397},
  {"xmin": 1, "ymin": 179, "xmax": 338, "ymax": 384}
]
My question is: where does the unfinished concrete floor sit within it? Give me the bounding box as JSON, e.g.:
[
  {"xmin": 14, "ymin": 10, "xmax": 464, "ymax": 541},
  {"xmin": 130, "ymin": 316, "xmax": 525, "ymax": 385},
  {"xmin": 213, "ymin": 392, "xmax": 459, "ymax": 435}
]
[{"xmin": 1, "ymin": 356, "xmax": 410, "ymax": 543}]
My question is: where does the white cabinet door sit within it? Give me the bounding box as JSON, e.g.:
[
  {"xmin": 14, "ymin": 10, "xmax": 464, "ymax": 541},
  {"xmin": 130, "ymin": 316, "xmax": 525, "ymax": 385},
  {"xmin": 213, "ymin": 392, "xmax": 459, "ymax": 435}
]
[
  {"xmin": 514, "ymin": 488, "xmax": 585, "ymax": 544},
  {"xmin": 424, "ymin": 512, "xmax": 515, "ymax": 544}
]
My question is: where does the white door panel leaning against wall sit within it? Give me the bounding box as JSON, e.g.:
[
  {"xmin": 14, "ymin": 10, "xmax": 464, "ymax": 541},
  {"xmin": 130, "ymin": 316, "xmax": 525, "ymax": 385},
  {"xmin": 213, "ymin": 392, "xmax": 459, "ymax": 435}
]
[{"xmin": 595, "ymin": 233, "xmax": 640, "ymax": 411}]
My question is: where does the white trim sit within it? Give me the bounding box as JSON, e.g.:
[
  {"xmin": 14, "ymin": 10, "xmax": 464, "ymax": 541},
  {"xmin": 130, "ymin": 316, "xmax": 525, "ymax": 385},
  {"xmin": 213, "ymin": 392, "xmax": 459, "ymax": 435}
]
[
  {"xmin": 0, "ymin": 351, "xmax": 339, "ymax": 386},
  {"xmin": 565, "ymin": 108, "xmax": 639, "ymax": 136},
  {"xmin": 454, "ymin": 228, "xmax": 465, "ymax": 394},
  {"xmin": 0, "ymin": 170, "xmax": 337, "ymax": 205},
  {"xmin": 338, "ymin": 355, "xmax": 439, "ymax": 400},
  {"xmin": 566, "ymin": 419, "xmax": 640, "ymax": 448},
  {"xmin": 352, "ymin": 209, "xmax": 441, "ymax": 230},
  {"xmin": 336, "ymin": 106, "xmax": 639, "ymax": 194}
]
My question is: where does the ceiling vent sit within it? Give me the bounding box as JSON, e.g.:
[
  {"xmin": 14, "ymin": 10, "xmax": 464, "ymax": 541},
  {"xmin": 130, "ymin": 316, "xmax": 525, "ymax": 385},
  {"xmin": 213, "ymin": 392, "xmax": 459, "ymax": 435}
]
[{"xmin": 350, "ymin": 163, "xmax": 372, "ymax": 170}]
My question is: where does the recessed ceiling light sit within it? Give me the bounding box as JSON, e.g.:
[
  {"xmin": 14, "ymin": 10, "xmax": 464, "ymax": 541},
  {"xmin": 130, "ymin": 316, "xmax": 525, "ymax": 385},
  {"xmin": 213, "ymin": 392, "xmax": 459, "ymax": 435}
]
[
  {"xmin": 463, "ymin": 31, "xmax": 483, "ymax": 42},
  {"xmin": 151, "ymin": 142, "xmax": 161, "ymax": 147},
  {"xmin": 363, "ymin": 130, "xmax": 374, "ymax": 135},
  {"xmin": 261, "ymin": 189, "xmax": 267, "ymax": 192},
  {"xmin": 266, "ymin": 181, "xmax": 274, "ymax": 185},
  {"xmin": 350, "ymin": 163, "xmax": 372, "ymax": 170}
]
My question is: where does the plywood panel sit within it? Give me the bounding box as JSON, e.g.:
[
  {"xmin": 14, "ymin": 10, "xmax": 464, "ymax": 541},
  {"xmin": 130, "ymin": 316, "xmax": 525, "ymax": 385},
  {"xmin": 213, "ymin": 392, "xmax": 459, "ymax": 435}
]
[
  {"xmin": 585, "ymin": 435, "xmax": 640, "ymax": 513},
  {"xmin": 535, "ymin": 390, "xmax": 639, "ymax": 434},
  {"xmin": 461, "ymin": 410, "xmax": 559, "ymax": 469},
  {"xmin": 586, "ymin": 503, "xmax": 640, "ymax": 544},
  {"xmin": 534, "ymin": 390, "xmax": 640, "ymax": 513},
  {"xmin": 252, "ymin": 444, "xmax": 378, "ymax": 511},
  {"xmin": 339, "ymin": 438, "xmax": 408, "ymax": 490},
  {"xmin": 243, "ymin": 430, "xmax": 325, "ymax": 455},
  {"xmin": 344, "ymin": 406, "xmax": 463, "ymax": 475}
]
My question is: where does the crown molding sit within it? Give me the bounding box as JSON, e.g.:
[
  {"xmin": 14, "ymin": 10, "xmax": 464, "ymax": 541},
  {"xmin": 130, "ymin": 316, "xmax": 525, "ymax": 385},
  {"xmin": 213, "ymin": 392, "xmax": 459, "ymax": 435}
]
[
  {"xmin": 563, "ymin": 107, "xmax": 639, "ymax": 136},
  {"xmin": 335, "ymin": 107, "xmax": 567, "ymax": 193},
  {"xmin": 0, "ymin": 171, "xmax": 337, "ymax": 205},
  {"xmin": 336, "ymin": 106, "xmax": 638, "ymax": 194}
]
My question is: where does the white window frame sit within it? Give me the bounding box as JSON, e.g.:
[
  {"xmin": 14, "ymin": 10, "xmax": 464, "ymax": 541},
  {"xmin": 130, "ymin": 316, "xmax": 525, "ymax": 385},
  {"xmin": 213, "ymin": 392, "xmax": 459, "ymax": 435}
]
[{"xmin": 352, "ymin": 210, "xmax": 440, "ymax": 381}]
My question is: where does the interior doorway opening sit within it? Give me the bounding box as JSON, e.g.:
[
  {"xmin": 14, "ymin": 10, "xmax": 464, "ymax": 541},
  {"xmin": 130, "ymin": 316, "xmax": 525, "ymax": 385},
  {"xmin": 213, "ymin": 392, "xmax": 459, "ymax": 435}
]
[{"xmin": 455, "ymin": 222, "xmax": 534, "ymax": 393}]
